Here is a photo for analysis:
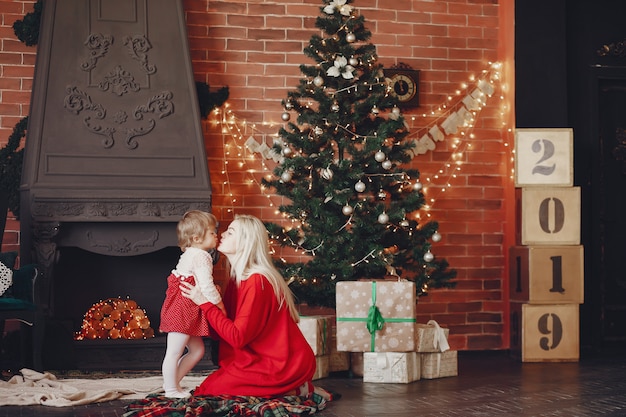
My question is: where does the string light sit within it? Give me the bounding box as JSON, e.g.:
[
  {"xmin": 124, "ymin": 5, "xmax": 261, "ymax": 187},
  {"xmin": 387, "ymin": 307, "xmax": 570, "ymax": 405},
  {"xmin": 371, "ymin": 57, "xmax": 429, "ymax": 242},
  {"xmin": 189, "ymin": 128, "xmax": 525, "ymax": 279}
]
[{"xmin": 212, "ymin": 61, "xmax": 510, "ymax": 225}]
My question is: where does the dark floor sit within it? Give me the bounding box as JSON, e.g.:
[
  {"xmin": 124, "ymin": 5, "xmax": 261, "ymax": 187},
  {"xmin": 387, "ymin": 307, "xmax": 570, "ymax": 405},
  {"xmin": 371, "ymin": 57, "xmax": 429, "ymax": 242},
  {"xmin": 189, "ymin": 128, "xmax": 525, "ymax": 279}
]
[{"xmin": 1, "ymin": 350, "xmax": 626, "ymax": 416}]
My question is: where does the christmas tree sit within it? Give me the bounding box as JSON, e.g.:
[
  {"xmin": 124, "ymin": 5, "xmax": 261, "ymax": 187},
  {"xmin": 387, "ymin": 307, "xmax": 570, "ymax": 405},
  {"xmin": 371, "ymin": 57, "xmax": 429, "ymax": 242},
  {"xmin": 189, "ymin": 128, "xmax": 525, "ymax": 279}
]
[{"xmin": 262, "ymin": 0, "xmax": 456, "ymax": 307}]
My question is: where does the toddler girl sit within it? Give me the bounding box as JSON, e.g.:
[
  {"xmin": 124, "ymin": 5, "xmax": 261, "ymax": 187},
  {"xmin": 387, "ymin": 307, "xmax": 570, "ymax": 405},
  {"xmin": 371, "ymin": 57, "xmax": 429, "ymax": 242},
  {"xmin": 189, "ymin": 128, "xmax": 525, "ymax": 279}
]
[{"xmin": 159, "ymin": 210, "xmax": 225, "ymax": 398}]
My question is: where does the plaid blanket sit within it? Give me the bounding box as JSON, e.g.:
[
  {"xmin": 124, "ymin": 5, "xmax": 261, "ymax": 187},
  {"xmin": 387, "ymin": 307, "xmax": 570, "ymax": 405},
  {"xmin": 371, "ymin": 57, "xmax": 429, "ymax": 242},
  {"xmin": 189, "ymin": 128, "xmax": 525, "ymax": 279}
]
[{"xmin": 122, "ymin": 391, "xmax": 329, "ymax": 417}]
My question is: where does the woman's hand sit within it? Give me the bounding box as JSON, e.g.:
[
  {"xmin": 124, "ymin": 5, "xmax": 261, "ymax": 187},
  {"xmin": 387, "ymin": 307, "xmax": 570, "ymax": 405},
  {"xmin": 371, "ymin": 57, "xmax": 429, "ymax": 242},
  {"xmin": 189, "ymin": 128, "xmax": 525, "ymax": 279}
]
[{"xmin": 179, "ymin": 280, "xmax": 209, "ymax": 306}]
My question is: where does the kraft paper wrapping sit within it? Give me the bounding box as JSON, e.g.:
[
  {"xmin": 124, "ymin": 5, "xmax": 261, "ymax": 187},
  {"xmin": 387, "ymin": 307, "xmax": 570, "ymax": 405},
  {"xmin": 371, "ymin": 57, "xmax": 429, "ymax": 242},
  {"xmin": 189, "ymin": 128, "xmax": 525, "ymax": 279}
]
[
  {"xmin": 312, "ymin": 355, "xmax": 330, "ymax": 380},
  {"xmin": 350, "ymin": 352, "xmax": 364, "ymax": 377},
  {"xmin": 327, "ymin": 317, "xmax": 350, "ymax": 371},
  {"xmin": 329, "ymin": 351, "xmax": 350, "ymax": 372},
  {"xmin": 298, "ymin": 315, "xmax": 332, "ymax": 356},
  {"xmin": 415, "ymin": 320, "xmax": 451, "ymax": 352},
  {"xmin": 363, "ymin": 352, "xmax": 420, "ymax": 383},
  {"xmin": 420, "ymin": 350, "xmax": 458, "ymax": 379},
  {"xmin": 336, "ymin": 281, "xmax": 417, "ymax": 352}
]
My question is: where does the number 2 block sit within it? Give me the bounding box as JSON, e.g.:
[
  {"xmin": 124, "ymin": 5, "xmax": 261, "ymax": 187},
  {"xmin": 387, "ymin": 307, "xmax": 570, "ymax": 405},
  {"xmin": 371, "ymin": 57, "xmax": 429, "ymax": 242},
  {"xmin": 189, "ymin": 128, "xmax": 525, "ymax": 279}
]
[
  {"xmin": 516, "ymin": 187, "xmax": 580, "ymax": 245},
  {"xmin": 510, "ymin": 303, "xmax": 579, "ymax": 362},
  {"xmin": 510, "ymin": 245, "xmax": 584, "ymax": 304},
  {"xmin": 515, "ymin": 128, "xmax": 573, "ymax": 187}
]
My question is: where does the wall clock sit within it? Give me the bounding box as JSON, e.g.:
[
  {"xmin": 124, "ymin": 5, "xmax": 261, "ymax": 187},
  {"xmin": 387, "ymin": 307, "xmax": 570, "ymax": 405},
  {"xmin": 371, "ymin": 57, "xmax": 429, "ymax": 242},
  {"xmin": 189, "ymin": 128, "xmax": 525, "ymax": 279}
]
[{"xmin": 385, "ymin": 68, "xmax": 420, "ymax": 108}]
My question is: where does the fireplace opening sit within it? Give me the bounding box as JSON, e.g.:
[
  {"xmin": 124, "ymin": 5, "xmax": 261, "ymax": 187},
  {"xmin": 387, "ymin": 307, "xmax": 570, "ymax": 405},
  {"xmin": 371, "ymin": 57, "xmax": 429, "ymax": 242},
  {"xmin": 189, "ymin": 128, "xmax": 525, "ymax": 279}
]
[
  {"xmin": 44, "ymin": 246, "xmax": 217, "ymax": 371},
  {"xmin": 53, "ymin": 246, "xmax": 177, "ymax": 332}
]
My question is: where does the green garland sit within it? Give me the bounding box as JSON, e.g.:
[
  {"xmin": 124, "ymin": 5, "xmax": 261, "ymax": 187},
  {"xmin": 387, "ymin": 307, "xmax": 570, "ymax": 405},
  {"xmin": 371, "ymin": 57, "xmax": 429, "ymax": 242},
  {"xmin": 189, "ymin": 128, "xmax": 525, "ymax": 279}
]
[
  {"xmin": 0, "ymin": 117, "xmax": 28, "ymax": 218},
  {"xmin": 12, "ymin": 0, "xmax": 41, "ymax": 46}
]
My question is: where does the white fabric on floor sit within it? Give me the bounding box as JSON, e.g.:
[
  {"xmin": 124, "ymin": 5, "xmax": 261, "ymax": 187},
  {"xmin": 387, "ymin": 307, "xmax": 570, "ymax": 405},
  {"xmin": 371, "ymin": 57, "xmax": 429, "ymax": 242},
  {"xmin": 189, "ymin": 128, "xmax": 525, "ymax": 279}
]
[{"xmin": 0, "ymin": 368, "xmax": 206, "ymax": 407}]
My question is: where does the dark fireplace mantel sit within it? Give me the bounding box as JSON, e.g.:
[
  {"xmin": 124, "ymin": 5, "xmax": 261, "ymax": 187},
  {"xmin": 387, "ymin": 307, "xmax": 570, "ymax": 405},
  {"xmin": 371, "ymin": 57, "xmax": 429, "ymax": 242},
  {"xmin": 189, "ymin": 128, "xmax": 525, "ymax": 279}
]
[{"xmin": 19, "ymin": 0, "xmax": 212, "ymax": 357}]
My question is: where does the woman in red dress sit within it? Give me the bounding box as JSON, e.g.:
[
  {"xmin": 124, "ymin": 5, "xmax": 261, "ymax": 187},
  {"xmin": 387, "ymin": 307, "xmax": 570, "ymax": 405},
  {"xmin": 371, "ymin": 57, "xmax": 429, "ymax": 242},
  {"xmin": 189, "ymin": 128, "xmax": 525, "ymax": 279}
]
[{"xmin": 179, "ymin": 214, "xmax": 318, "ymax": 398}]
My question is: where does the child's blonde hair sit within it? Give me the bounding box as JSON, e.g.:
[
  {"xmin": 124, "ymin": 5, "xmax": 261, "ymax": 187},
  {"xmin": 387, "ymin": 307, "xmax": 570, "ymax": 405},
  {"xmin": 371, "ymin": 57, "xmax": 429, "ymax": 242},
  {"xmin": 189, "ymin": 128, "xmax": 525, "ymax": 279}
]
[
  {"xmin": 227, "ymin": 214, "xmax": 300, "ymax": 322},
  {"xmin": 177, "ymin": 210, "xmax": 217, "ymax": 250}
]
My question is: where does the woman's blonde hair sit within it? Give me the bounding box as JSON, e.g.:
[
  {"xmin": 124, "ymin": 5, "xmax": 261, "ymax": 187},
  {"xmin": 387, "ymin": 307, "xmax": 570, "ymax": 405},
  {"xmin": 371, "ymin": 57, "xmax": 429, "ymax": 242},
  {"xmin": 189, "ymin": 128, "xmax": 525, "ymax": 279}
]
[
  {"xmin": 227, "ymin": 214, "xmax": 299, "ymax": 322},
  {"xmin": 177, "ymin": 210, "xmax": 217, "ymax": 250}
]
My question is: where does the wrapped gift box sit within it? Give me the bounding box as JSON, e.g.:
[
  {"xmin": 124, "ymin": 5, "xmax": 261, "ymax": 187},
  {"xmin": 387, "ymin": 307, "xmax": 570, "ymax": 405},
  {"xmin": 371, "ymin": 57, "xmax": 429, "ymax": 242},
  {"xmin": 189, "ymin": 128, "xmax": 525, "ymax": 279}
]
[
  {"xmin": 420, "ymin": 350, "xmax": 458, "ymax": 379},
  {"xmin": 350, "ymin": 352, "xmax": 364, "ymax": 377},
  {"xmin": 329, "ymin": 318, "xmax": 350, "ymax": 371},
  {"xmin": 329, "ymin": 351, "xmax": 350, "ymax": 372},
  {"xmin": 363, "ymin": 352, "xmax": 420, "ymax": 383},
  {"xmin": 312, "ymin": 355, "xmax": 330, "ymax": 380},
  {"xmin": 298, "ymin": 315, "xmax": 332, "ymax": 356},
  {"xmin": 415, "ymin": 320, "xmax": 450, "ymax": 352},
  {"xmin": 336, "ymin": 281, "xmax": 416, "ymax": 352}
]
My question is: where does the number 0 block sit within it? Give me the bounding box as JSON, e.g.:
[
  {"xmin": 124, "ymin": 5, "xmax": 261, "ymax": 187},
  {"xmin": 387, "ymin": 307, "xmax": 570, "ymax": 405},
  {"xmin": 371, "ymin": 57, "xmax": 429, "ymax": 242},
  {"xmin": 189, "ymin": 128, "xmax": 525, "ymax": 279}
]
[
  {"xmin": 510, "ymin": 245, "xmax": 584, "ymax": 304},
  {"xmin": 510, "ymin": 303, "xmax": 579, "ymax": 362},
  {"xmin": 515, "ymin": 128, "xmax": 573, "ymax": 187},
  {"xmin": 516, "ymin": 187, "xmax": 580, "ymax": 245}
]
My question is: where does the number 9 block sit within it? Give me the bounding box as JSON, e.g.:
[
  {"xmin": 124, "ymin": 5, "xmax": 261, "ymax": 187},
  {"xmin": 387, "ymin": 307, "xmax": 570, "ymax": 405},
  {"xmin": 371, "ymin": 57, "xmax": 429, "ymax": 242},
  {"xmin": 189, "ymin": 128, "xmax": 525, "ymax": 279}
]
[
  {"xmin": 515, "ymin": 128, "xmax": 573, "ymax": 187},
  {"xmin": 510, "ymin": 303, "xmax": 579, "ymax": 362},
  {"xmin": 516, "ymin": 187, "xmax": 581, "ymax": 245}
]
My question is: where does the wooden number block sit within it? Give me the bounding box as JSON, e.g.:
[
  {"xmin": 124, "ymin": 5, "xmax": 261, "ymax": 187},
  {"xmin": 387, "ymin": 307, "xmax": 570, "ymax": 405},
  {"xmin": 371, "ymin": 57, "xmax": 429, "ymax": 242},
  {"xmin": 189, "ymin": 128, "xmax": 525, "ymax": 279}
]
[
  {"xmin": 510, "ymin": 303, "xmax": 579, "ymax": 362},
  {"xmin": 510, "ymin": 245, "xmax": 584, "ymax": 304},
  {"xmin": 515, "ymin": 128, "xmax": 573, "ymax": 187},
  {"xmin": 516, "ymin": 187, "xmax": 580, "ymax": 245}
]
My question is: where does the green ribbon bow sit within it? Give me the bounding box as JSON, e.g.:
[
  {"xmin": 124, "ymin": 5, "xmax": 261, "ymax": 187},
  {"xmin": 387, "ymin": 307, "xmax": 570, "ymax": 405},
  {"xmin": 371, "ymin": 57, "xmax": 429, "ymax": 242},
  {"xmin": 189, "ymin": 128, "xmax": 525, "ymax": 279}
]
[{"xmin": 366, "ymin": 285, "xmax": 385, "ymax": 334}]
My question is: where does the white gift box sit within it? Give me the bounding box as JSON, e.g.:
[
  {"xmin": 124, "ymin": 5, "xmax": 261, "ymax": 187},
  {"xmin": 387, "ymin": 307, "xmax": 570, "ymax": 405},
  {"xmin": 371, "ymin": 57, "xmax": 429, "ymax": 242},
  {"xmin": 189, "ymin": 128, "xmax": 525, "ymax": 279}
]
[{"xmin": 363, "ymin": 352, "xmax": 420, "ymax": 383}]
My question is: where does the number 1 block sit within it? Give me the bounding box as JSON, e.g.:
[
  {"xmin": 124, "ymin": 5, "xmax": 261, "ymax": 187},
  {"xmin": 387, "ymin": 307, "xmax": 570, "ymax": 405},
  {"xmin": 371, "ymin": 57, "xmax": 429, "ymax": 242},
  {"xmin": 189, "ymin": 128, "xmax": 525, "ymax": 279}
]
[
  {"xmin": 510, "ymin": 303, "xmax": 579, "ymax": 362},
  {"xmin": 510, "ymin": 245, "xmax": 584, "ymax": 304},
  {"xmin": 516, "ymin": 187, "xmax": 581, "ymax": 245}
]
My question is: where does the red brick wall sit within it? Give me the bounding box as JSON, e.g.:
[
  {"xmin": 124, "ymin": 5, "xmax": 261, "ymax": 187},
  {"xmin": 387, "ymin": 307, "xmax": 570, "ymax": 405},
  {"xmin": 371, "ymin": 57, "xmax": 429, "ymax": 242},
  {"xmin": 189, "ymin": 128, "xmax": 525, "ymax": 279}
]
[
  {"xmin": 0, "ymin": 0, "xmax": 516, "ymax": 351},
  {"xmin": 0, "ymin": 0, "xmax": 35, "ymax": 254}
]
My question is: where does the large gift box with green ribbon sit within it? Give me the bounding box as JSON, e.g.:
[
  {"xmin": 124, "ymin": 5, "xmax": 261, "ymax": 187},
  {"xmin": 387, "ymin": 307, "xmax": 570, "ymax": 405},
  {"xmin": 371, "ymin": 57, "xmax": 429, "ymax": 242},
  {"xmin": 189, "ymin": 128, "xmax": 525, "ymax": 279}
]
[{"xmin": 336, "ymin": 280, "xmax": 417, "ymax": 352}]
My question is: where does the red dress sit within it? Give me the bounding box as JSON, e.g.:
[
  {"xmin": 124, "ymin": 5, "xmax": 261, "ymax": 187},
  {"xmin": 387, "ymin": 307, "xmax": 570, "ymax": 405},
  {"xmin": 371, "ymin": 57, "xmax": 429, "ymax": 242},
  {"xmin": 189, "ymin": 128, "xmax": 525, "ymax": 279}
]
[
  {"xmin": 193, "ymin": 273, "xmax": 316, "ymax": 397},
  {"xmin": 159, "ymin": 274, "xmax": 210, "ymax": 336}
]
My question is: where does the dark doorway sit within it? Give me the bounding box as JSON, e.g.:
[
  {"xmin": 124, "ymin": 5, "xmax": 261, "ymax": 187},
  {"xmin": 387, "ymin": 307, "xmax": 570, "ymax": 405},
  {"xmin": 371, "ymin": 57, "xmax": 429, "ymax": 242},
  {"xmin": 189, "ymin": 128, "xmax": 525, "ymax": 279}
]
[{"xmin": 590, "ymin": 70, "xmax": 626, "ymax": 351}]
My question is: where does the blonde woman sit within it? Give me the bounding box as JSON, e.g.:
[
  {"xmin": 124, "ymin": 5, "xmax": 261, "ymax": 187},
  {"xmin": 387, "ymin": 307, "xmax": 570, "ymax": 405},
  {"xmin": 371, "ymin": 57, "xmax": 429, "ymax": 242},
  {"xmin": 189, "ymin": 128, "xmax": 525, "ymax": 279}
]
[{"xmin": 180, "ymin": 214, "xmax": 317, "ymax": 397}]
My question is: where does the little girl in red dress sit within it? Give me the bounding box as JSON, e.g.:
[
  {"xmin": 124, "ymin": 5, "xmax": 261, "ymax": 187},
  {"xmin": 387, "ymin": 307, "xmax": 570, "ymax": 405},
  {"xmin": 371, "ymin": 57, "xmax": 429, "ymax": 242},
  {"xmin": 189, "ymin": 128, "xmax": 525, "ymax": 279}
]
[{"xmin": 159, "ymin": 210, "xmax": 225, "ymax": 398}]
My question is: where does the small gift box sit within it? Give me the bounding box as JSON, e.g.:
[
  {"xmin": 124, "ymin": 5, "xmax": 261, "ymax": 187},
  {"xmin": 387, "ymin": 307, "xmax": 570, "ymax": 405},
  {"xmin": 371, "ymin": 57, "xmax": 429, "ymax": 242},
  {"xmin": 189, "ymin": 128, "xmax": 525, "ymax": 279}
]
[
  {"xmin": 420, "ymin": 350, "xmax": 458, "ymax": 379},
  {"xmin": 363, "ymin": 352, "xmax": 420, "ymax": 383},
  {"xmin": 336, "ymin": 280, "xmax": 417, "ymax": 352},
  {"xmin": 350, "ymin": 352, "xmax": 364, "ymax": 377},
  {"xmin": 312, "ymin": 355, "xmax": 330, "ymax": 380},
  {"xmin": 329, "ymin": 351, "xmax": 350, "ymax": 372},
  {"xmin": 415, "ymin": 320, "xmax": 450, "ymax": 353},
  {"xmin": 298, "ymin": 315, "xmax": 332, "ymax": 356}
]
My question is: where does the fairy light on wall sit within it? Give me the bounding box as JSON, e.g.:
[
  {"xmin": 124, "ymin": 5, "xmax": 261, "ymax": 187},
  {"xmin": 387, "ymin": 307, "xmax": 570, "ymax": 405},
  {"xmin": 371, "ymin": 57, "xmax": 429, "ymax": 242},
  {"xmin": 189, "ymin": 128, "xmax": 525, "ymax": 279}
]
[
  {"xmin": 400, "ymin": 62, "xmax": 507, "ymax": 219},
  {"xmin": 211, "ymin": 61, "xmax": 509, "ymax": 223},
  {"xmin": 209, "ymin": 105, "xmax": 283, "ymax": 215}
]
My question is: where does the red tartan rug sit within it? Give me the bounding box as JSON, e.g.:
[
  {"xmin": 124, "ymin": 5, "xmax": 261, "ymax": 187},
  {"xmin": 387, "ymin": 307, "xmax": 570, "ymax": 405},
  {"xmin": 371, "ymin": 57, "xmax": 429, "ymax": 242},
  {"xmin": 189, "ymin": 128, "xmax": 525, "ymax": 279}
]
[{"xmin": 123, "ymin": 391, "xmax": 331, "ymax": 417}]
